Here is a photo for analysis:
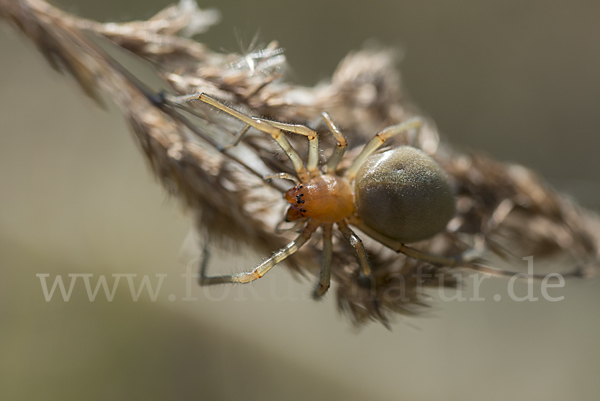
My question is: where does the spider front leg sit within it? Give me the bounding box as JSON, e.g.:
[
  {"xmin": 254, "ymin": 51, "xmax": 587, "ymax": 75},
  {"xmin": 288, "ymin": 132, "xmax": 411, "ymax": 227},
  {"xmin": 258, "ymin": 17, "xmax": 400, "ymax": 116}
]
[
  {"xmin": 320, "ymin": 112, "xmax": 348, "ymax": 173},
  {"xmin": 268, "ymin": 111, "xmax": 350, "ymax": 175},
  {"xmin": 265, "ymin": 120, "xmax": 320, "ymax": 176},
  {"xmin": 171, "ymin": 93, "xmax": 311, "ymax": 182},
  {"xmin": 199, "ymin": 220, "xmax": 320, "ymax": 285}
]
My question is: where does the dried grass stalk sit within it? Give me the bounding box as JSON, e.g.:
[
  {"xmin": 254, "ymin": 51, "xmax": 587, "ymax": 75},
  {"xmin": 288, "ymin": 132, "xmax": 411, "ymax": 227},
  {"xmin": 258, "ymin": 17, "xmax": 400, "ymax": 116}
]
[{"xmin": 2, "ymin": 0, "xmax": 598, "ymax": 326}]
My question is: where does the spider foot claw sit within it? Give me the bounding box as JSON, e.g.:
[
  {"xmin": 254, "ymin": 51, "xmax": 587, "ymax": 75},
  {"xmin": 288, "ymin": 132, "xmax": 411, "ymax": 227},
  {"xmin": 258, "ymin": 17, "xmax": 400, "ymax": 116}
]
[
  {"xmin": 357, "ymin": 272, "xmax": 375, "ymax": 289},
  {"xmin": 311, "ymin": 283, "xmax": 330, "ymax": 300}
]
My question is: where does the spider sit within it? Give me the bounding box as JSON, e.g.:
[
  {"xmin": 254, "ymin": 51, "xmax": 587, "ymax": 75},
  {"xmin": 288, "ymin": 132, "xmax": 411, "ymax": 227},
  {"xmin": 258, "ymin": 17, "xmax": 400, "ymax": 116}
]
[{"xmin": 170, "ymin": 93, "xmax": 472, "ymax": 298}]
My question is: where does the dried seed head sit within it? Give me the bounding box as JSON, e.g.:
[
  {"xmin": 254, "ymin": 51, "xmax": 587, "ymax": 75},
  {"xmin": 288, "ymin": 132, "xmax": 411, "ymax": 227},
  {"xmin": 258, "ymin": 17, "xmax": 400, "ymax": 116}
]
[{"xmin": 2, "ymin": 0, "xmax": 598, "ymax": 327}]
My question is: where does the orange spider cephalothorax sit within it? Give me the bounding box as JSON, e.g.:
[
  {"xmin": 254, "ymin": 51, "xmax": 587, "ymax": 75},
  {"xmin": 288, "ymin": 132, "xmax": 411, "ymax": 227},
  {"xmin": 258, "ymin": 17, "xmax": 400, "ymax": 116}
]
[{"xmin": 284, "ymin": 175, "xmax": 354, "ymax": 224}]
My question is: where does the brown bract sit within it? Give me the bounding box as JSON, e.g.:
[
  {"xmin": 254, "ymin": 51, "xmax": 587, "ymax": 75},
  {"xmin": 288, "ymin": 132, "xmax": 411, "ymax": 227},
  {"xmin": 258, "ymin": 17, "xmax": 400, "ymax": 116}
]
[{"xmin": 2, "ymin": 0, "xmax": 598, "ymax": 326}]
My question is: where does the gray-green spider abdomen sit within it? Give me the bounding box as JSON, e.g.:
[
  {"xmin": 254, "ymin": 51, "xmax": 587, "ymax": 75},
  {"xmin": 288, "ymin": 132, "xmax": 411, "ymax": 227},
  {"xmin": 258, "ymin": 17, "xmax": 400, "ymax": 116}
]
[{"xmin": 354, "ymin": 146, "xmax": 455, "ymax": 243}]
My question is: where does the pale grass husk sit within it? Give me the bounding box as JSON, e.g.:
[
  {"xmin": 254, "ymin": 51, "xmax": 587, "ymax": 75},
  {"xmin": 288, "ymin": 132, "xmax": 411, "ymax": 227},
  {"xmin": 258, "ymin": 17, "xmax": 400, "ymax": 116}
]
[{"xmin": 2, "ymin": 0, "xmax": 598, "ymax": 326}]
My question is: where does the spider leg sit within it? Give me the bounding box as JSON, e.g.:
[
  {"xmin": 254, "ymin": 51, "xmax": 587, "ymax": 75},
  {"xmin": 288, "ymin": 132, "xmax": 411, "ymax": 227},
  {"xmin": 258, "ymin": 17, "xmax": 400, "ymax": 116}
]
[
  {"xmin": 351, "ymin": 217, "xmax": 469, "ymax": 267},
  {"xmin": 219, "ymin": 124, "xmax": 251, "ymax": 151},
  {"xmin": 265, "ymin": 120, "xmax": 320, "ymax": 176},
  {"xmin": 344, "ymin": 117, "xmax": 423, "ymax": 180},
  {"xmin": 349, "ymin": 218, "xmax": 583, "ymax": 279},
  {"xmin": 337, "ymin": 220, "xmax": 372, "ymax": 278},
  {"xmin": 198, "ymin": 220, "xmax": 320, "ymax": 285},
  {"xmin": 267, "ymin": 112, "xmax": 350, "ymax": 175},
  {"xmin": 173, "ymin": 93, "xmax": 311, "ymax": 182},
  {"xmin": 320, "ymin": 112, "xmax": 348, "ymax": 173},
  {"xmin": 264, "ymin": 172, "xmax": 300, "ymax": 185},
  {"xmin": 197, "ymin": 239, "xmax": 212, "ymax": 285},
  {"xmin": 313, "ymin": 224, "xmax": 333, "ymax": 298}
]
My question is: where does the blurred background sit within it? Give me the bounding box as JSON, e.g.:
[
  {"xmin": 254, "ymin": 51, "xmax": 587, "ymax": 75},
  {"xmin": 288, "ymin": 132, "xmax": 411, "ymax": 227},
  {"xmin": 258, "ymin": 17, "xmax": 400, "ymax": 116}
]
[{"xmin": 1, "ymin": 0, "xmax": 599, "ymax": 400}]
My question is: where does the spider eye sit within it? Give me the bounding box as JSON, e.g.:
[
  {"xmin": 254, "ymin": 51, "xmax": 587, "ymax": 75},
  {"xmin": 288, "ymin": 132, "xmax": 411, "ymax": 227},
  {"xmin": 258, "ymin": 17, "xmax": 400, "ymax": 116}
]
[{"xmin": 354, "ymin": 146, "xmax": 455, "ymax": 243}]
